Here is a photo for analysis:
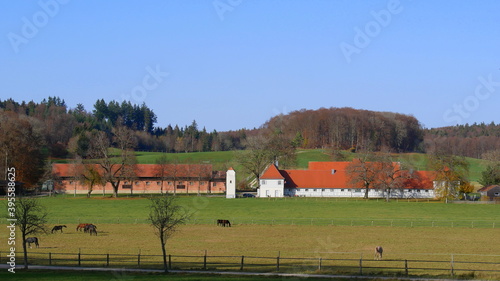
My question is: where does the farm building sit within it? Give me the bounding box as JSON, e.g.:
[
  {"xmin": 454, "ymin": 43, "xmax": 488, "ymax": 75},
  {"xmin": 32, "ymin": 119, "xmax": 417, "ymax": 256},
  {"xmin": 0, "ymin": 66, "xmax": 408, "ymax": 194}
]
[
  {"xmin": 478, "ymin": 185, "xmax": 500, "ymax": 201},
  {"xmin": 51, "ymin": 163, "xmax": 228, "ymax": 195},
  {"xmin": 257, "ymin": 162, "xmax": 436, "ymax": 199}
]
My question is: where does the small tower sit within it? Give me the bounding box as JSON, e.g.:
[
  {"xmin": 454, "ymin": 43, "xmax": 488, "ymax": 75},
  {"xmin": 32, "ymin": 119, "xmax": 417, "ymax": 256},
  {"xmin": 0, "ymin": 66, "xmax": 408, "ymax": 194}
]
[{"xmin": 226, "ymin": 167, "xmax": 236, "ymax": 198}]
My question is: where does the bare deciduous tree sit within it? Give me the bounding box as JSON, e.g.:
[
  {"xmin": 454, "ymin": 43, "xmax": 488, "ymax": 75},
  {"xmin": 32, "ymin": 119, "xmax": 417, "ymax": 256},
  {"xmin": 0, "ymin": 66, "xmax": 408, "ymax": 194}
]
[
  {"xmin": 14, "ymin": 197, "xmax": 48, "ymax": 269},
  {"xmin": 148, "ymin": 196, "xmax": 190, "ymax": 273}
]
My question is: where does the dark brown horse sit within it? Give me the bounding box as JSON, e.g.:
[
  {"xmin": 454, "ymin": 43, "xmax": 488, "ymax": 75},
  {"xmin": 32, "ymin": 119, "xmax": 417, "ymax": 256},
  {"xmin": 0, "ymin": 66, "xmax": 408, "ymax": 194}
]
[
  {"xmin": 86, "ymin": 224, "xmax": 98, "ymax": 236},
  {"xmin": 51, "ymin": 225, "xmax": 67, "ymax": 233},
  {"xmin": 217, "ymin": 219, "xmax": 231, "ymax": 227}
]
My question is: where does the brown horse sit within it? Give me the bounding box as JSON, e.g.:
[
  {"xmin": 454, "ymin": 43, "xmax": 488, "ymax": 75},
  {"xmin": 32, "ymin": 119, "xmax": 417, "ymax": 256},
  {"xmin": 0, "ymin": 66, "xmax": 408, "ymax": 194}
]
[
  {"xmin": 375, "ymin": 246, "xmax": 383, "ymax": 260},
  {"xmin": 76, "ymin": 223, "xmax": 91, "ymax": 231}
]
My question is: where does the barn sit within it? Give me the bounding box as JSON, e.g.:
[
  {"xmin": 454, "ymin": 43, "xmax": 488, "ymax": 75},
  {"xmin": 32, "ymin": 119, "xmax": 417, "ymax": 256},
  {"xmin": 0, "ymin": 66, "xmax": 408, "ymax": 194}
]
[
  {"xmin": 257, "ymin": 162, "xmax": 436, "ymax": 199},
  {"xmin": 478, "ymin": 185, "xmax": 500, "ymax": 201},
  {"xmin": 51, "ymin": 163, "xmax": 229, "ymax": 195}
]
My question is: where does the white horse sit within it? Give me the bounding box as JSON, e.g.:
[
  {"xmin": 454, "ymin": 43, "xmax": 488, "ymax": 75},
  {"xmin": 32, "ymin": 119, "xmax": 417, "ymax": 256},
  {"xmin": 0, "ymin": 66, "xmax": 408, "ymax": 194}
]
[{"xmin": 375, "ymin": 246, "xmax": 383, "ymax": 260}]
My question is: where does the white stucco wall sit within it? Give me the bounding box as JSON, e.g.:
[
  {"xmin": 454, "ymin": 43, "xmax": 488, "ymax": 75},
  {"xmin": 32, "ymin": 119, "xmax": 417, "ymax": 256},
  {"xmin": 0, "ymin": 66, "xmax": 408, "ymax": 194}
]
[{"xmin": 258, "ymin": 179, "xmax": 284, "ymax": 197}]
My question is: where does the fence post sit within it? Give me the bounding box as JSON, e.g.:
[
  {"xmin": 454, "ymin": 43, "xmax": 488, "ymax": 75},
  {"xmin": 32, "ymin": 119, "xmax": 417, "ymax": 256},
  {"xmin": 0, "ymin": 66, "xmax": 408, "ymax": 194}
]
[
  {"xmin": 168, "ymin": 254, "xmax": 171, "ymax": 269},
  {"xmin": 276, "ymin": 252, "xmax": 280, "ymax": 272},
  {"xmin": 49, "ymin": 252, "xmax": 52, "ymax": 266},
  {"xmin": 405, "ymin": 259, "xmax": 408, "ymax": 276},
  {"xmin": 240, "ymin": 255, "xmax": 244, "ymax": 271},
  {"xmin": 78, "ymin": 249, "xmax": 81, "ymax": 266},
  {"xmin": 138, "ymin": 249, "xmax": 141, "ymax": 268},
  {"xmin": 318, "ymin": 257, "xmax": 322, "ymax": 271},
  {"xmin": 359, "ymin": 257, "xmax": 363, "ymax": 275},
  {"xmin": 106, "ymin": 253, "xmax": 109, "ymax": 267},
  {"xmin": 203, "ymin": 250, "xmax": 207, "ymax": 270},
  {"xmin": 450, "ymin": 254, "xmax": 454, "ymax": 276}
]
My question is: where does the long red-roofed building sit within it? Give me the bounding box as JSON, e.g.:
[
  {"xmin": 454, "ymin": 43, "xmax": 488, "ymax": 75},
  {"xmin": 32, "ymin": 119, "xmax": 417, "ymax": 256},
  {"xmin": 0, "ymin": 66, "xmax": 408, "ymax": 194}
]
[
  {"xmin": 258, "ymin": 162, "xmax": 437, "ymax": 198},
  {"xmin": 51, "ymin": 163, "xmax": 228, "ymax": 195}
]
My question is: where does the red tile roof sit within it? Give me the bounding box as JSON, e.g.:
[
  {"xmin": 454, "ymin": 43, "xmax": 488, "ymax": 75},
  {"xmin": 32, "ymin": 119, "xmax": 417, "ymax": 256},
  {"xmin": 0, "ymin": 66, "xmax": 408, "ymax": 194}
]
[
  {"xmin": 477, "ymin": 185, "xmax": 500, "ymax": 192},
  {"xmin": 260, "ymin": 161, "xmax": 435, "ymax": 190},
  {"xmin": 260, "ymin": 164, "xmax": 284, "ymax": 179},
  {"xmin": 52, "ymin": 163, "xmax": 219, "ymax": 179}
]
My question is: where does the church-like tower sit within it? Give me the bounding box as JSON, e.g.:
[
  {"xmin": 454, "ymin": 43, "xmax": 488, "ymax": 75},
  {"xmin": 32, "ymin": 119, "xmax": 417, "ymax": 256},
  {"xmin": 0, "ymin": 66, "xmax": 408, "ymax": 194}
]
[{"xmin": 226, "ymin": 167, "xmax": 236, "ymax": 198}]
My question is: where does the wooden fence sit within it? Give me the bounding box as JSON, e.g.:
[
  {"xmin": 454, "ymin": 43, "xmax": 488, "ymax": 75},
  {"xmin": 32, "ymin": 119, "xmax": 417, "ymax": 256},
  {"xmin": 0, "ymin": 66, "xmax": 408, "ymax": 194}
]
[
  {"xmin": 3, "ymin": 251, "xmax": 499, "ymax": 278},
  {"xmin": 46, "ymin": 217, "xmax": 500, "ymax": 228}
]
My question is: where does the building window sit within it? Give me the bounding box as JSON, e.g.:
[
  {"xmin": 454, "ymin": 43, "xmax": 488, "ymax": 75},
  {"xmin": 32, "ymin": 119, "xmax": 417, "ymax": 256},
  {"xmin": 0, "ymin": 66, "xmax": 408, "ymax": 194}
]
[
  {"xmin": 313, "ymin": 189, "xmax": 317, "ymax": 192},
  {"xmin": 213, "ymin": 182, "xmax": 217, "ymax": 187},
  {"xmin": 322, "ymin": 189, "xmax": 325, "ymax": 192},
  {"xmin": 278, "ymin": 180, "xmax": 282, "ymax": 185},
  {"xmin": 261, "ymin": 180, "xmax": 266, "ymax": 185},
  {"xmin": 341, "ymin": 189, "xmax": 344, "ymax": 192},
  {"xmin": 189, "ymin": 182, "xmax": 193, "ymax": 185},
  {"xmin": 157, "ymin": 181, "xmax": 161, "ymax": 186},
  {"xmin": 146, "ymin": 181, "xmax": 150, "ymax": 186},
  {"xmin": 135, "ymin": 181, "xmax": 140, "ymax": 186}
]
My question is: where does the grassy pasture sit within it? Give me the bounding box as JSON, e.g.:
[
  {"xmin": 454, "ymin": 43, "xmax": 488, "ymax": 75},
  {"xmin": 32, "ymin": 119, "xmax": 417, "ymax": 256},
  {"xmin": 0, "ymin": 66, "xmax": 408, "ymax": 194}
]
[
  {"xmin": 2, "ymin": 196, "xmax": 499, "ymax": 278},
  {"xmin": 28, "ymin": 195, "xmax": 500, "ymax": 225}
]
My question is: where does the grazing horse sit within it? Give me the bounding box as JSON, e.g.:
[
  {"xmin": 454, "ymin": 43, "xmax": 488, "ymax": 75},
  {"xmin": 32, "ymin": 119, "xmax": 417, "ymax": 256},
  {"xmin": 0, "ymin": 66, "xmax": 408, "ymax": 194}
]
[
  {"xmin": 375, "ymin": 246, "xmax": 383, "ymax": 260},
  {"xmin": 217, "ymin": 219, "xmax": 231, "ymax": 227},
  {"xmin": 84, "ymin": 224, "xmax": 97, "ymax": 234},
  {"xmin": 51, "ymin": 225, "xmax": 67, "ymax": 233},
  {"xmin": 76, "ymin": 223, "xmax": 91, "ymax": 232},
  {"xmin": 86, "ymin": 224, "xmax": 98, "ymax": 236},
  {"xmin": 25, "ymin": 237, "xmax": 39, "ymax": 248}
]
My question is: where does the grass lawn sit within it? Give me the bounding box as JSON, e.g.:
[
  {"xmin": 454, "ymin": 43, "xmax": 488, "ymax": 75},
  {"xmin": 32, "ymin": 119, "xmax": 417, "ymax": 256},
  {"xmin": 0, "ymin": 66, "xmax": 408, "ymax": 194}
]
[{"xmin": 28, "ymin": 196, "xmax": 500, "ymax": 225}]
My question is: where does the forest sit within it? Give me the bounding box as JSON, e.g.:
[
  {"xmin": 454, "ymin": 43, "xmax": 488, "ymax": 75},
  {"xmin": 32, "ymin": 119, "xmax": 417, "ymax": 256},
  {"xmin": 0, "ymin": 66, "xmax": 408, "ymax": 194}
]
[{"xmin": 0, "ymin": 97, "xmax": 499, "ymax": 187}]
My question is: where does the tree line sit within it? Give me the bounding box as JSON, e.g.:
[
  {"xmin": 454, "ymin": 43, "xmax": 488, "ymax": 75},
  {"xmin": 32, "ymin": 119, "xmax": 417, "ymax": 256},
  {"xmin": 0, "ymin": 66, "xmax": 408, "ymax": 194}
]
[{"xmin": 424, "ymin": 122, "xmax": 500, "ymax": 159}]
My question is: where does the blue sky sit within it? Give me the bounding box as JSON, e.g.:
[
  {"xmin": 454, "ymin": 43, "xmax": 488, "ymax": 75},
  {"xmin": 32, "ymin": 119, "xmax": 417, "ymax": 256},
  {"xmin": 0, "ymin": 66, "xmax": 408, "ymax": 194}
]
[{"xmin": 1, "ymin": 1, "xmax": 499, "ymax": 131}]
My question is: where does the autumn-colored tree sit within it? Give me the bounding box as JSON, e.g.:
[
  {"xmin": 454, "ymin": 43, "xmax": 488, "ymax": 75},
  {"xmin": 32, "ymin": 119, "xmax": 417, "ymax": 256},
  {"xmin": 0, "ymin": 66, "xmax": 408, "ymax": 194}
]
[
  {"xmin": 87, "ymin": 126, "xmax": 137, "ymax": 197},
  {"xmin": 429, "ymin": 153, "xmax": 469, "ymax": 203},
  {"xmin": 81, "ymin": 164, "xmax": 105, "ymax": 198},
  {"xmin": 373, "ymin": 153, "xmax": 411, "ymax": 202},
  {"xmin": 0, "ymin": 111, "xmax": 45, "ymax": 188},
  {"xmin": 346, "ymin": 153, "xmax": 380, "ymax": 199}
]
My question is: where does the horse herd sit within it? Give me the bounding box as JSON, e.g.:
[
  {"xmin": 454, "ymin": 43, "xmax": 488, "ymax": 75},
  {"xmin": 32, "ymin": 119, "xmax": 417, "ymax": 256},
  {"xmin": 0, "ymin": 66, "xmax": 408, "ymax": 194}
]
[
  {"xmin": 25, "ymin": 223, "xmax": 98, "ymax": 249},
  {"xmin": 27, "ymin": 221, "xmax": 385, "ymax": 261}
]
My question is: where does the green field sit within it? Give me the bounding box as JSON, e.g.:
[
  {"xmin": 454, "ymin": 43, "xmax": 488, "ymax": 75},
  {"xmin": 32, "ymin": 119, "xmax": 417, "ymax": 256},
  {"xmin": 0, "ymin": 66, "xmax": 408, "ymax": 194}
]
[
  {"xmin": 2, "ymin": 196, "xmax": 499, "ymax": 279},
  {"xmin": 13, "ymin": 195, "xmax": 500, "ymax": 225}
]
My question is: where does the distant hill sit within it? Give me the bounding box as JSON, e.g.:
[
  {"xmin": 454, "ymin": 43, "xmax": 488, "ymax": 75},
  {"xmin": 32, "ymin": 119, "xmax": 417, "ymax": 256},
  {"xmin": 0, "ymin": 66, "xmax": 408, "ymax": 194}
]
[{"xmin": 261, "ymin": 107, "xmax": 423, "ymax": 152}]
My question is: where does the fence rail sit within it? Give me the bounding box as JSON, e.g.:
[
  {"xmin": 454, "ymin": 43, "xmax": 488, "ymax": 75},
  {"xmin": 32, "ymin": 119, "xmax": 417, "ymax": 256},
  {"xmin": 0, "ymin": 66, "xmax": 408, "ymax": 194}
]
[
  {"xmin": 3, "ymin": 251, "xmax": 499, "ymax": 278},
  {"xmin": 44, "ymin": 217, "xmax": 500, "ymax": 228}
]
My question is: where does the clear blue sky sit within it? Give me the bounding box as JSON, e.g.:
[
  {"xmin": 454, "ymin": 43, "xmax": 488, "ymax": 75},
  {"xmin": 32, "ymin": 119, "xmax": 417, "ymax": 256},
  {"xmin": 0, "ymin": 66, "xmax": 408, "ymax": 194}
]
[{"xmin": 1, "ymin": 1, "xmax": 499, "ymax": 131}]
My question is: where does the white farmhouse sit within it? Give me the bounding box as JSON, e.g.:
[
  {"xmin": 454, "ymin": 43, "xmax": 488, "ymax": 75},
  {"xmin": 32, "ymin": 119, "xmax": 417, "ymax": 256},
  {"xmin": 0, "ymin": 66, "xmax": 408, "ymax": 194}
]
[{"xmin": 257, "ymin": 162, "xmax": 436, "ymax": 199}]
